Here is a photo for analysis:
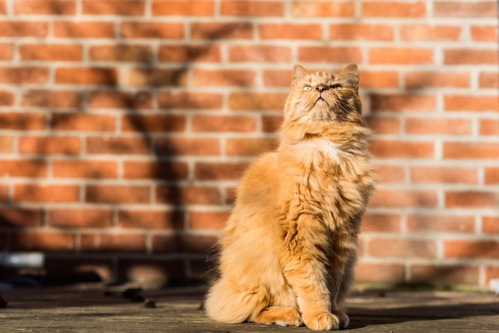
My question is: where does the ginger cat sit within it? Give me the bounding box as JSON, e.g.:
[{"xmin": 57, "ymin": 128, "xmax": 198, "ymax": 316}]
[{"xmin": 205, "ymin": 64, "xmax": 376, "ymax": 330}]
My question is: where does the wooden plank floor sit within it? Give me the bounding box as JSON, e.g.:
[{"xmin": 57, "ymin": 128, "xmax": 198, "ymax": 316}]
[{"xmin": 1, "ymin": 286, "xmax": 498, "ymax": 332}]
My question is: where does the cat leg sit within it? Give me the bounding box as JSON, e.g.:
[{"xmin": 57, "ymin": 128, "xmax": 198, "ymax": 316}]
[
  {"xmin": 205, "ymin": 279, "xmax": 269, "ymax": 324},
  {"xmin": 282, "ymin": 215, "xmax": 340, "ymax": 331},
  {"xmin": 329, "ymin": 238, "xmax": 358, "ymax": 329},
  {"xmin": 251, "ymin": 306, "xmax": 302, "ymax": 327}
]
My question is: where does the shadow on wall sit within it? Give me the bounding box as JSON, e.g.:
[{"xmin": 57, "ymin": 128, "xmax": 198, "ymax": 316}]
[{"xmin": 0, "ymin": 20, "xmax": 240, "ymax": 285}]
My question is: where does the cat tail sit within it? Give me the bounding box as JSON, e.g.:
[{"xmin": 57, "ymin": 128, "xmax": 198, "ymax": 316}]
[{"xmin": 205, "ymin": 279, "xmax": 269, "ymax": 323}]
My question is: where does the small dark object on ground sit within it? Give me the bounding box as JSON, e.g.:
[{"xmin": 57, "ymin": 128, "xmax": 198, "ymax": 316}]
[
  {"xmin": 0, "ymin": 294, "xmax": 7, "ymax": 308},
  {"xmin": 122, "ymin": 288, "xmax": 142, "ymax": 299},
  {"xmin": 144, "ymin": 299, "xmax": 156, "ymax": 308}
]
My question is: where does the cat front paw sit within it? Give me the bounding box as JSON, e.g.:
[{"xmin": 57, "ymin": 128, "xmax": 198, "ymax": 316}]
[{"xmin": 303, "ymin": 312, "xmax": 339, "ymax": 331}]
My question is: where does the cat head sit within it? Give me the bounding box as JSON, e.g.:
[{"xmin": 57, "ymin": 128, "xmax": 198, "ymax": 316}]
[{"xmin": 283, "ymin": 64, "xmax": 362, "ymax": 125}]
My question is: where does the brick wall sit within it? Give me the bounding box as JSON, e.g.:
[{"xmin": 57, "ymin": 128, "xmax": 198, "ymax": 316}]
[{"xmin": 0, "ymin": 0, "xmax": 497, "ymax": 288}]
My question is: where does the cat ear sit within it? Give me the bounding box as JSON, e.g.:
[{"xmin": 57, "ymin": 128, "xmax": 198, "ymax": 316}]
[
  {"xmin": 340, "ymin": 64, "xmax": 359, "ymax": 91},
  {"xmin": 292, "ymin": 64, "xmax": 308, "ymax": 82}
]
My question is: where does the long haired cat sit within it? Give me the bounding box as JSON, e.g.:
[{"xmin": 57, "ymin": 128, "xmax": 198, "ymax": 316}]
[{"xmin": 205, "ymin": 64, "xmax": 376, "ymax": 330}]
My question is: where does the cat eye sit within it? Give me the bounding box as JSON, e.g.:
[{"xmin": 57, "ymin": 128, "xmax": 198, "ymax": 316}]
[
  {"xmin": 330, "ymin": 84, "xmax": 343, "ymax": 90},
  {"xmin": 302, "ymin": 85, "xmax": 312, "ymax": 91}
]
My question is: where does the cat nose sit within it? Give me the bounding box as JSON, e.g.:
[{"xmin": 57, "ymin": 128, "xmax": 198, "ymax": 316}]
[{"xmin": 316, "ymin": 84, "xmax": 328, "ymax": 93}]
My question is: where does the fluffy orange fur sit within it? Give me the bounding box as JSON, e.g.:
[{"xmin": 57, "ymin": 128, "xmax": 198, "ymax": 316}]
[{"xmin": 205, "ymin": 64, "xmax": 376, "ymax": 330}]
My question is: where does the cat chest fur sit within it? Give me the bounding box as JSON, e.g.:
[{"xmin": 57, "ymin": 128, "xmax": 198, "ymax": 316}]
[{"xmin": 283, "ymin": 138, "xmax": 371, "ymax": 229}]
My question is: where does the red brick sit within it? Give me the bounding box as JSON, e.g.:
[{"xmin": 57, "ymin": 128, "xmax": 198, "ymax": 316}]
[
  {"xmin": 53, "ymin": 22, "xmax": 115, "ymax": 38},
  {"xmin": 158, "ymin": 91, "xmax": 223, "ymax": 109},
  {"xmin": 156, "ymin": 185, "xmax": 221, "ymax": 205},
  {"xmin": 409, "ymin": 265, "xmax": 479, "ymax": 285},
  {"xmin": 260, "ymin": 23, "xmax": 322, "ymax": 40},
  {"xmin": 360, "ymin": 213, "xmax": 401, "ymax": 233},
  {"xmin": 19, "ymin": 136, "xmax": 81, "ymax": 155},
  {"xmin": 0, "ymin": 184, "xmax": 8, "ymax": 201},
  {"xmin": 0, "ymin": 159, "xmax": 47, "ymax": 178},
  {"xmin": 470, "ymin": 25, "xmax": 498, "ymax": 41},
  {"xmin": 370, "ymin": 94, "xmax": 435, "ymax": 112},
  {"xmin": 368, "ymin": 238, "xmax": 436, "ymax": 258},
  {"xmin": 52, "ymin": 160, "xmax": 118, "ymax": 179},
  {"xmin": 298, "ymin": 46, "xmax": 362, "ymax": 63},
  {"xmin": 55, "ymin": 67, "xmax": 118, "ymax": 85},
  {"xmin": 221, "ymin": 0, "xmax": 282, "ymax": 16},
  {"xmin": 262, "ymin": 115, "xmax": 283, "ymax": 133},
  {"xmin": 0, "ymin": 208, "xmax": 42, "ymax": 228},
  {"xmin": 404, "ymin": 71, "xmax": 470, "ymax": 88},
  {"xmin": 47, "ymin": 209, "xmax": 113, "ymax": 228},
  {"xmin": 444, "ymin": 95, "xmax": 498, "ymax": 112},
  {"xmin": 483, "ymin": 217, "xmax": 499, "ymax": 234},
  {"xmin": 228, "ymin": 92, "xmax": 287, "ymax": 111},
  {"xmin": 82, "ymin": 0, "xmax": 145, "ymax": 15},
  {"xmin": 446, "ymin": 191, "xmax": 499, "ymax": 208},
  {"xmin": 86, "ymin": 185, "xmax": 150, "ymax": 204},
  {"xmin": 89, "ymin": 45, "xmax": 152, "ymax": 62},
  {"xmin": 14, "ymin": 0, "xmax": 76, "ymax": 14},
  {"xmin": 123, "ymin": 161, "xmax": 188, "ymax": 180},
  {"xmin": 486, "ymin": 266, "xmax": 499, "ymax": 285},
  {"xmin": 434, "ymin": 1, "xmax": 497, "ymax": 18},
  {"xmin": 194, "ymin": 162, "xmax": 249, "ymax": 181},
  {"xmin": 366, "ymin": 117, "xmax": 400, "ymax": 135},
  {"xmin": 368, "ymin": 48, "xmax": 433, "ymax": 65},
  {"xmin": 410, "ymin": 166, "xmax": 476, "ymax": 184},
  {"xmin": 480, "ymin": 119, "xmax": 499, "ymax": 135},
  {"xmin": 479, "ymin": 72, "xmax": 499, "ymax": 89},
  {"xmin": 484, "ymin": 167, "xmax": 499, "ymax": 184},
  {"xmin": 443, "ymin": 142, "xmax": 499, "ymax": 159},
  {"xmin": 11, "ymin": 231, "xmax": 74, "ymax": 252},
  {"xmin": 125, "ymin": 68, "xmax": 188, "ymax": 86},
  {"xmin": 118, "ymin": 209, "xmax": 183, "ymax": 229},
  {"xmin": 0, "ymin": 21, "xmax": 48, "ymax": 37},
  {"xmin": 121, "ymin": 114, "xmax": 186, "ymax": 132},
  {"xmin": 405, "ymin": 118, "xmax": 471, "ymax": 135},
  {"xmin": 86, "ymin": 137, "xmax": 150, "ymax": 155},
  {"xmin": 362, "ymin": 71, "xmax": 400, "ymax": 89},
  {"xmin": 0, "ymin": 136, "xmax": 13, "ymax": 153},
  {"xmin": 188, "ymin": 211, "xmax": 229, "ymax": 230},
  {"xmin": 262, "ymin": 70, "xmax": 291, "ymax": 87},
  {"xmin": 120, "ymin": 22, "xmax": 183, "ymax": 39},
  {"xmin": 0, "ymin": 67, "xmax": 48, "ymax": 84},
  {"xmin": 88, "ymin": 91, "xmax": 152, "ymax": 109},
  {"xmin": 192, "ymin": 69, "xmax": 255, "ymax": 87},
  {"xmin": 362, "ymin": 1, "xmax": 425, "ymax": 17},
  {"xmin": 154, "ymin": 137, "xmax": 220, "ymax": 156},
  {"xmin": 158, "ymin": 45, "xmax": 221, "ymax": 63},
  {"xmin": 0, "ymin": 91, "xmax": 14, "ymax": 106},
  {"xmin": 374, "ymin": 164, "xmax": 404, "ymax": 183},
  {"xmin": 445, "ymin": 240, "xmax": 499, "ymax": 259},
  {"xmin": 407, "ymin": 215, "xmax": 475, "ymax": 233},
  {"xmin": 371, "ymin": 189, "xmax": 437, "ymax": 208},
  {"xmin": 0, "ymin": 0, "xmax": 4, "ymax": 14},
  {"xmin": 329, "ymin": 23, "xmax": 393, "ymax": 41},
  {"xmin": 80, "ymin": 233, "xmax": 146, "ymax": 253},
  {"xmin": 0, "ymin": 43, "xmax": 13, "ymax": 60},
  {"xmin": 229, "ymin": 45, "xmax": 291, "ymax": 63},
  {"xmin": 400, "ymin": 25, "xmax": 461, "ymax": 41},
  {"xmin": 0, "ymin": 113, "xmax": 45, "ymax": 130},
  {"xmin": 355, "ymin": 263, "xmax": 405, "ymax": 283},
  {"xmin": 192, "ymin": 115, "xmax": 257, "ymax": 133},
  {"xmin": 22, "ymin": 90, "xmax": 82, "ymax": 108},
  {"xmin": 51, "ymin": 113, "xmax": 116, "ymax": 132},
  {"xmin": 152, "ymin": 0, "xmax": 214, "ymax": 16},
  {"xmin": 20, "ymin": 44, "xmax": 82, "ymax": 61},
  {"xmin": 190, "ymin": 22, "xmax": 253, "ymax": 40},
  {"xmin": 226, "ymin": 138, "xmax": 277, "ymax": 156},
  {"xmin": 370, "ymin": 140, "xmax": 434, "ymax": 158},
  {"xmin": 290, "ymin": 1, "xmax": 354, "ymax": 17},
  {"xmin": 444, "ymin": 49, "xmax": 498, "ymax": 65},
  {"xmin": 14, "ymin": 184, "xmax": 79, "ymax": 203}
]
